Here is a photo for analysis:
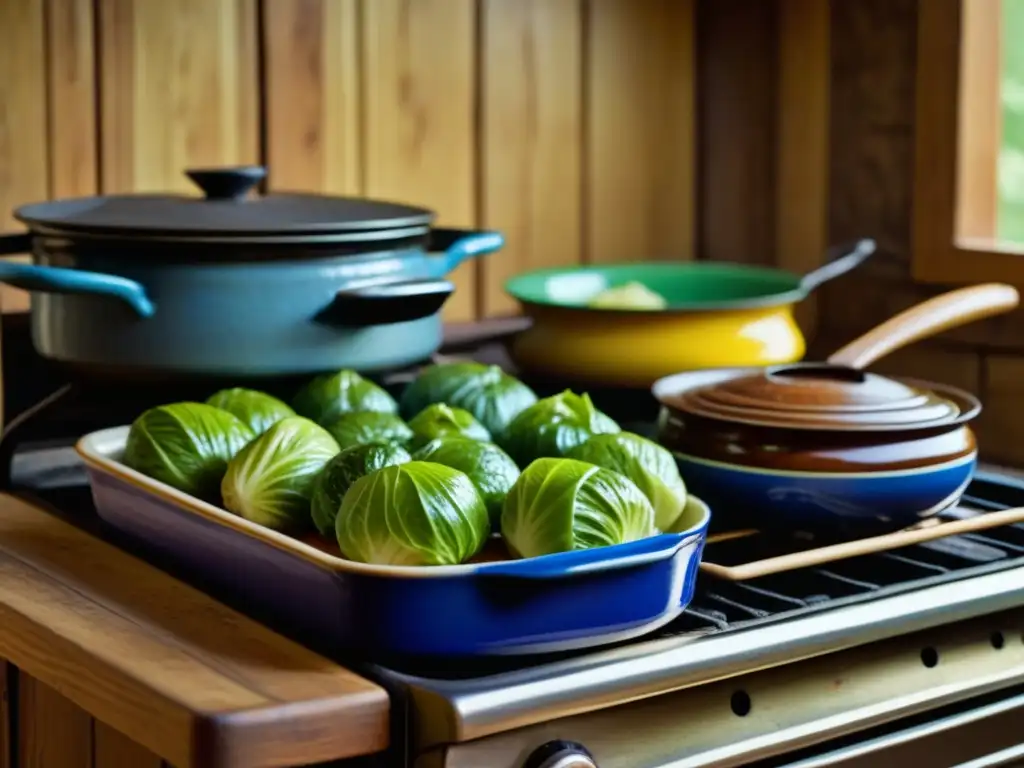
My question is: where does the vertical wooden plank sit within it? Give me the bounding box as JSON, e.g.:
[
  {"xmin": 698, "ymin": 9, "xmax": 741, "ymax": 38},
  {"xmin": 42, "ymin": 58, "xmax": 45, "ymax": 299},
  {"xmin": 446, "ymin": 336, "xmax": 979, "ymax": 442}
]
[
  {"xmin": 362, "ymin": 0, "xmax": 478, "ymax": 321},
  {"xmin": 46, "ymin": 0, "xmax": 98, "ymax": 198},
  {"xmin": 480, "ymin": 0, "xmax": 582, "ymax": 316},
  {"xmin": 818, "ymin": 0, "xmax": 919, "ymax": 340},
  {"xmin": 262, "ymin": 0, "xmax": 362, "ymax": 194},
  {"xmin": 913, "ymin": 0, "xmax": 958, "ymax": 284},
  {"xmin": 1, "ymin": 663, "xmax": 9, "ymax": 768},
  {"xmin": 98, "ymin": 0, "xmax": 259, "ymax": 193},
  {"xmin": 776, "ymin": 0, "xmax": 830, "ymax": 337},
  {"xmin": 956, "ymin": 0, "xmax": 1001, "ymax": 241},
  {"xmin": 587, "ymin": 0, "xmax": 695, "ymax": 263},
  {"xmin": 0, "ymin": 0, "xmax": 47, "ymax": 314},
  {"xmin": 18, "ymin": 676, "xmax": 91, "ymax": 768},
  {"xmin": 980, "ymin": 356, "xmax": 1024, "ymax": 466},
  {"xmin": 697, "ymin": 0, "xmax": 778, "ymax": 265},
  {"xmin": 93, "ymin": 721, "xmax": 163, "ymax": 768}
]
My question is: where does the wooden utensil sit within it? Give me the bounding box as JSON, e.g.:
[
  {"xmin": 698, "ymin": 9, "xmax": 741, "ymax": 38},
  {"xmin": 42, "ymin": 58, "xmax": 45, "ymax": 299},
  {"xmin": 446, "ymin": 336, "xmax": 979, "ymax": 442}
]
[
  {"xmin": 828, "ymin": 283, "xmax": 1020, "ymax": 369},
  {"xmin": 700, "ymin": 504, "xmax": 1024, "ymax": 581}
]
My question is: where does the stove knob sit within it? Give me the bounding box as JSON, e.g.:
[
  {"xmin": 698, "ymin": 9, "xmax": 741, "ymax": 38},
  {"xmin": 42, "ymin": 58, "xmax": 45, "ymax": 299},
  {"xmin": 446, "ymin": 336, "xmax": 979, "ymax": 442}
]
[{"xmin": 523, "ymin": 740, "xmax": 598, "ymax": 768}]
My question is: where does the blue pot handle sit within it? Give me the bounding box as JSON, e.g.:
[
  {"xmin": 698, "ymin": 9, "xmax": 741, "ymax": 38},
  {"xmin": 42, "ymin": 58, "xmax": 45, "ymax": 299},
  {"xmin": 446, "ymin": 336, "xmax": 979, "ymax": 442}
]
[
  {"xmin": 430, "ymin": 228, "xmax": 505, "ymax": 273},
  {"xmin": 0, "ymin": 233, "xmax": 155, "ymax": 318},
  {"xmin": 475, "ymin": 533, "xmax": 696, "ymax": 581}
]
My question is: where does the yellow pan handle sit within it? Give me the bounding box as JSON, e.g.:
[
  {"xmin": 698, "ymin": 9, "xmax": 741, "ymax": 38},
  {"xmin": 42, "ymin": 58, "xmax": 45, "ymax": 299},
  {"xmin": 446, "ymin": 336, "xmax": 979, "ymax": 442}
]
[{"xmin": 826, "ymin": 283, "xmax": 1020, "ymax": 369}]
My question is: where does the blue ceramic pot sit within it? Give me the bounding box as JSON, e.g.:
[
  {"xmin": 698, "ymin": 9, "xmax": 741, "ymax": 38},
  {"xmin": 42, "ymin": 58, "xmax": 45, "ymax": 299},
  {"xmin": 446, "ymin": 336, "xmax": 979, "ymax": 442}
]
[
  {"xmin": 0, "ymin": 166, "xmax": 504, "ymax": 377},
  {"xmin": 653, "ymin": 366, "xmax": 982, "ymax": 538},
  {"xmin": 672, "ymin": 451, "xmax": 976, "ymax": 536}
]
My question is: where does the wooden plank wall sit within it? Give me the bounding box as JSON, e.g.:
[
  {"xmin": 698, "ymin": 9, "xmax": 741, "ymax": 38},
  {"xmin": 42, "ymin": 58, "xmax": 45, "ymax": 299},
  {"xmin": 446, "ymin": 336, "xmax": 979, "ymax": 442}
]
[
  {"xmin": 813, "ymin": 1, "xmax": 949, "ymax": 398},
  {"xmin": 810, "ymin": 0, "xmax": 1024, "ymax": 466},
  {"xmin": 15, "ymin": 0, "xmax": 1013, "ymax": 454},
  {"xmin": 0, "ymin": 0, "xmax": 698, "ymax": 322}
]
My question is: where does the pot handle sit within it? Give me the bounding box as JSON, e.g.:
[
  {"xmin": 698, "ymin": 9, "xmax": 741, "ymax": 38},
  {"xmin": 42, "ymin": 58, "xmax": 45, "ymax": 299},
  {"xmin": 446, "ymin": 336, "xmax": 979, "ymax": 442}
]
[
  {"xmin": 799, "ymin": 238, "xmax": 877, "ymax": 293},
  {"xmin": 431, "ymin": 228, "xmax": 505, "ymax": 273},
  {"xmin": 0, "ymin": 233, "xmax": 155, "ymax": 317},
  {"xmin": 318, "ymin": 278, "xmax": 455, "ymax": 327},
  {"xmin": 827, "ymin": 283, "xmax": 1021, "ymax": 369}
]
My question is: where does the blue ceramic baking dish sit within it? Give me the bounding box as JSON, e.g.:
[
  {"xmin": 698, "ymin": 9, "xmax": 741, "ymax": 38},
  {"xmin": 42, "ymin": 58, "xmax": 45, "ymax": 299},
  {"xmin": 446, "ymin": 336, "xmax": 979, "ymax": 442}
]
[{"xmin": 77, "ymin": 426, "xmax": 711, "ymax": 658}]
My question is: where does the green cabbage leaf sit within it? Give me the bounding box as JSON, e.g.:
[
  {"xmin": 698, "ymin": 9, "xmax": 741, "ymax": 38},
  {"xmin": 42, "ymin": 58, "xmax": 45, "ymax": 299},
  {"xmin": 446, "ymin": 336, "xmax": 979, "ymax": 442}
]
[
  {"xmin": 335, "ymin": 461, "xmax": 490, "ymax": 566},
  {"xmin": 292, "ymin": 369, "xmax": 397, "ymax": 425},
  {"xmin": 568, "ymin": 432, "xmax": 687, "ymax": 531},
  {"xmin": 501, "ymin": 457, "xmax": 656, "ymax": 558},
  {"xmin": 206, "ymin": 387, "xmax": 295, "ymax": 434},
  {"xmin": 122, "ymin": 402, "xmax": 255, "ymax": 500},
  {"xmin": 221, "ymin": 416, "xmax": 340, "ymax": 531},
  {"xmin": 310, "ymin": 442, "xmax": 412, "ymax": 536},
  {"xmin": 414, "ymin": 436, "xmax": 519, "ymax": 527},
  {"xmin": 500, "ymin": 391, "xmax": 619, "ymax": 466},
  {"xmin": 400, "ymin": 362, "xmax": 537, "ymax": 439}
]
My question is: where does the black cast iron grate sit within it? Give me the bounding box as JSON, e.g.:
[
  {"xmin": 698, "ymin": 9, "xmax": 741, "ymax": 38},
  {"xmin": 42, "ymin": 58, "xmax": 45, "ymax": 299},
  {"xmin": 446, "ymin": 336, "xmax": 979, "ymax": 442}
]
[{"xmin": 664, "ymin": 471, "xmax": 1024, "ymax": 637}]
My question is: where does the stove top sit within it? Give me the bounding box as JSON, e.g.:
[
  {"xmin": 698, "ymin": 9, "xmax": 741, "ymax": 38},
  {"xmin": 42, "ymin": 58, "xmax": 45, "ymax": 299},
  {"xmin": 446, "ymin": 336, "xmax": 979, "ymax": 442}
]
[
  {"xmin": 6, "ymin": 321, "xmax": 1024, "ymax": 753},
  {"xmin": 381, "ymin": 474, "xmax": 1024, "ymax": 743}
]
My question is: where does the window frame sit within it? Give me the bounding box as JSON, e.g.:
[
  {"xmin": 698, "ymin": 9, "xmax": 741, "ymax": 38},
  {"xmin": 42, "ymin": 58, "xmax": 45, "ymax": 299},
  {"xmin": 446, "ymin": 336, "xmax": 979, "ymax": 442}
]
[{"xmin": 913, "ymin": 0, "xmax": 1024, "ymax": 284}]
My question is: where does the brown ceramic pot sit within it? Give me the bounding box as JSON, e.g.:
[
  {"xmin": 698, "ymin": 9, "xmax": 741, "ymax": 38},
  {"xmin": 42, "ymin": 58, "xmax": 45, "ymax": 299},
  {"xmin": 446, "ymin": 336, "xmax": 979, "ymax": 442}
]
[{"xmin": 652, "ymin": 283, "xmax": 1019, "ymax": 538}]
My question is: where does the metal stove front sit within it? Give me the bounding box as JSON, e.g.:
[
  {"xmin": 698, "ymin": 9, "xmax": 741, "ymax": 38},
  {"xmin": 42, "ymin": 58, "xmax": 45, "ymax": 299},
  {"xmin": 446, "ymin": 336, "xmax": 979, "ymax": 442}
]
[{"xmin": 407, "ymin": 608, "xmax": 1024, "ymax": 768}]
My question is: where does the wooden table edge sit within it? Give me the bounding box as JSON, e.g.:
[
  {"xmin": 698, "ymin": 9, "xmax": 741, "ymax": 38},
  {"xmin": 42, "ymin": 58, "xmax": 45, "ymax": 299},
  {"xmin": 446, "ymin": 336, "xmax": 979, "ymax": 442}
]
[
  {"xmin": 0, "ymin": 494, "xmax": 393, "ymax": 767},
  {"xmin": 192, "ymin": 690, "xmax": 391, "ymax": 768}
]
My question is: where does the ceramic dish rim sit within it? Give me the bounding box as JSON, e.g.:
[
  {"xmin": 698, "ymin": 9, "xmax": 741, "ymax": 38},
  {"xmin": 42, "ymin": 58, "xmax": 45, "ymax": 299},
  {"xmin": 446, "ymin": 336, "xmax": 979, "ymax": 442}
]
[
  {"xmin": 76, "ymin": 425, "xmax": 711, "ymax": 580},
  {"xmin": 673, "ymin": 449, "xmax": 978, "ymax": 479},
  {"xmin": 504, "ymin": 260, "xmax": 809, "ymax": 314}
]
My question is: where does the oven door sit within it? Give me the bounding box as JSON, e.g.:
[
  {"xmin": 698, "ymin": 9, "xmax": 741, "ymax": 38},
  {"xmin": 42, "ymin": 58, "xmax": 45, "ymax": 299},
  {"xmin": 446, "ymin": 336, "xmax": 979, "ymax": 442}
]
[{"xmin": 775, "ymin": 688, "xmax": 1024, "ymax": 767}]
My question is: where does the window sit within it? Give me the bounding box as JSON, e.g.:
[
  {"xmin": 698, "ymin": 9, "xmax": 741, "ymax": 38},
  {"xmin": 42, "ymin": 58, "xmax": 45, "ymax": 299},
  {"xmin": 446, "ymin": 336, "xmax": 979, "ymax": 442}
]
[
  {"xmin": 999, "ymin": 0, "xmax": 1024, "ymax": 243},
  {"xmin": 914, "ymin": 0, "xmax": 1024, "ymax": 283}
]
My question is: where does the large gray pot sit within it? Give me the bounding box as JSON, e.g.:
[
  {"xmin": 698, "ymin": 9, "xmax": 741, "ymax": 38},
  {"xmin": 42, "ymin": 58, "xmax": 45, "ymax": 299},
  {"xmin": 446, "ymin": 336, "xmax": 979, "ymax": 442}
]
[{"xmin": 0, "ymin": 166, "xmax": 504, "ymax": 377}]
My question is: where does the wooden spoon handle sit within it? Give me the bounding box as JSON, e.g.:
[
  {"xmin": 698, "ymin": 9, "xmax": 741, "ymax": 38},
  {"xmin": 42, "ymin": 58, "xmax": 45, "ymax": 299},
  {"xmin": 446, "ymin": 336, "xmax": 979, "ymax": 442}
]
[{"xmin": 826, "ymin": 283, "xmax": 1020, "ymax": 369}]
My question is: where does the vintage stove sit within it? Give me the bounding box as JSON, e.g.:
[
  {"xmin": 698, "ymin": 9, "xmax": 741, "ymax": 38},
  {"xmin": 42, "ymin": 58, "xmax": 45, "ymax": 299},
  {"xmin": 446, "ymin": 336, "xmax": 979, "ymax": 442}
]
[{"xmin": 4, "ymin": 320, "xmax": 1024, "ymax": 767}]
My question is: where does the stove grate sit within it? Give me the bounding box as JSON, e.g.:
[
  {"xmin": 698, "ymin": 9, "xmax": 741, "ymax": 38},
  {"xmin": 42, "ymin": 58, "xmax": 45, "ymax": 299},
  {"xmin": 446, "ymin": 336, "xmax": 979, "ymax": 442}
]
[{"xmin": 664, "ymin": 471, "xmax": 1024, "ymax": 637}]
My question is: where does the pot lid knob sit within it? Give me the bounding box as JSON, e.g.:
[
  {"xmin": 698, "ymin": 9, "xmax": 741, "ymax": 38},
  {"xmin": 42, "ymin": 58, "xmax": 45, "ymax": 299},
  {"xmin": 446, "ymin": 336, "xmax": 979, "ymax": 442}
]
[{"xmin": 184, "ymin": 166, "xmax": 267, "ymax": 201}]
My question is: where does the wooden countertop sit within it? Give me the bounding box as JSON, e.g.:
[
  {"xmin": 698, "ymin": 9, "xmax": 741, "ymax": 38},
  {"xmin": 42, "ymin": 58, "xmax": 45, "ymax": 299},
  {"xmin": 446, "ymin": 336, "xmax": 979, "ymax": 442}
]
[{"xmin": 0, "ymin": 494, "xmax": 390, "ymax": 768}]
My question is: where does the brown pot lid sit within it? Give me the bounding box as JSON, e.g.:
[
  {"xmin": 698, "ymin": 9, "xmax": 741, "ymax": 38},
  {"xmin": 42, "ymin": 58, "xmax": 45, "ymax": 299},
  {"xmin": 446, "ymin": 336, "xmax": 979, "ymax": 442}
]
[
  {"xmin": 655, "ymin": 363, "xmax": 978, "ymax": 431},
  {"xmin": 14, "ymin": 166, "xmax": 435, "ymax": 242}
]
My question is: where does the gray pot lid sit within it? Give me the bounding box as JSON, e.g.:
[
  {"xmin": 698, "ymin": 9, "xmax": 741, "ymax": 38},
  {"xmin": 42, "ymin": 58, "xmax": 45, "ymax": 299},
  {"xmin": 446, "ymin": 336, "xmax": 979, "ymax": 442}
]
[{"xmin": 13, "ymin": 166, "xmax": 436, "ymax": 240}]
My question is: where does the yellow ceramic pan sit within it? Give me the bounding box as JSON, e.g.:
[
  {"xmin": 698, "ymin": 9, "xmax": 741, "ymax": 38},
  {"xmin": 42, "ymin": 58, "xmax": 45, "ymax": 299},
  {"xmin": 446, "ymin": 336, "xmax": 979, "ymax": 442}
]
[{"xmin": 504, "ymin": 239, "xmax": 877, "ymax": 387}]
